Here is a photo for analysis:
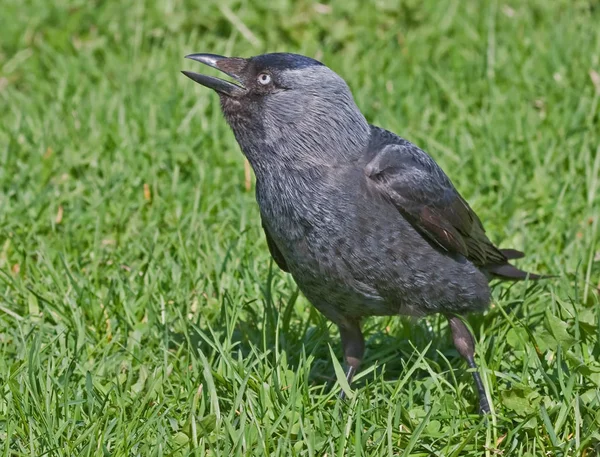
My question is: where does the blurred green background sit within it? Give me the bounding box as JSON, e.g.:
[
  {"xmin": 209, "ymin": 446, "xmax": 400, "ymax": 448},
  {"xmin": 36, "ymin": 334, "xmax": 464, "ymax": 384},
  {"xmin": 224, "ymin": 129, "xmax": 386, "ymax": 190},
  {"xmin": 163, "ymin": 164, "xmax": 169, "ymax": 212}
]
[{"xmin": 1, "ymin": 0, "xmax": 599, "ymax": 455}]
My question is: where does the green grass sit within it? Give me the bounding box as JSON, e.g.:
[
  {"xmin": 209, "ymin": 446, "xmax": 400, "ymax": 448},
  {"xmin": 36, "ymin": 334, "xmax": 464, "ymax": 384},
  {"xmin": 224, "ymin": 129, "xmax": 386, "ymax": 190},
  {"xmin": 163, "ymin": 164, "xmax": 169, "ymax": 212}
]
[{"xmin": 1, "ymin": 0, "xmax": 599, "ymax": 455}]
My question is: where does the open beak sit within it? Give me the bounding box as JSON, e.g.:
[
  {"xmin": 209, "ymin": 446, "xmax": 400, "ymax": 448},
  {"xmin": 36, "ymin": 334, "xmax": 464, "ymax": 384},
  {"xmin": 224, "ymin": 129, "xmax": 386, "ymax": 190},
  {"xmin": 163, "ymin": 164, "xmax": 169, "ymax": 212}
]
[{"xmin": 182, "ymin": 53, "xmax": 247, "ymax": 97}]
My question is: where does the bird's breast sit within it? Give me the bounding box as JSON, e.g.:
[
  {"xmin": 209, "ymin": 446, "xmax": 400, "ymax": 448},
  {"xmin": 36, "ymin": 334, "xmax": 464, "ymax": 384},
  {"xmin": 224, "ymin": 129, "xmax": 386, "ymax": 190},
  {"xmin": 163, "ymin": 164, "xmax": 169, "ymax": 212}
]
[{"xmin": 256, "ymin": 168, "xmax": 353, "ymax": 241}]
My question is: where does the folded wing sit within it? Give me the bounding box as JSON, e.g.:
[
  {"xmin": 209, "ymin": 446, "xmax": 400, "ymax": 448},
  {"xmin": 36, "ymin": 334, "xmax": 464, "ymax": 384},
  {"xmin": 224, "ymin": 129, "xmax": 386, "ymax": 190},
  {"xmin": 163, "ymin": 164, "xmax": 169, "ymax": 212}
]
[{"xmin": 363, "ymin": 129, "xmax": 543, "ymax": 280}]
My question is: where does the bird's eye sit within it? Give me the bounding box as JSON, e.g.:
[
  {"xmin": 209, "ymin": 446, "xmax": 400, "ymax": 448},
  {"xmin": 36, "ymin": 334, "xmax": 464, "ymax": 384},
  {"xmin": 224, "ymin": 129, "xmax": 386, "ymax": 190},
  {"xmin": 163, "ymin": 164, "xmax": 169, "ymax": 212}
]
[{"xmin": 257, "ymin": 73, "xmax": 272, "ymax": 85}]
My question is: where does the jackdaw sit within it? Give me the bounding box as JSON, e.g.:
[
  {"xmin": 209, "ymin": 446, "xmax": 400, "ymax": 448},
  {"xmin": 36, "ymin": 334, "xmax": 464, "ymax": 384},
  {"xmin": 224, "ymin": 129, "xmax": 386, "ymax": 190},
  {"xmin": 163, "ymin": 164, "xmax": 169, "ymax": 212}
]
[{"xmin": 182, "ymin": 52, "xmax": 546, "ymax": 414}]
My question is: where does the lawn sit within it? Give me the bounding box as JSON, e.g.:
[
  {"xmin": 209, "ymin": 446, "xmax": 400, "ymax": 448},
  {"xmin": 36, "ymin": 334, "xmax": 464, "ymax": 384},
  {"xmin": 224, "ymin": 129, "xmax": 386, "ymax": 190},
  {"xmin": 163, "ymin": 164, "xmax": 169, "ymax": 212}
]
[{"xmin": 1, "ymin": 0, "xmax": 599, "ymax": 455}]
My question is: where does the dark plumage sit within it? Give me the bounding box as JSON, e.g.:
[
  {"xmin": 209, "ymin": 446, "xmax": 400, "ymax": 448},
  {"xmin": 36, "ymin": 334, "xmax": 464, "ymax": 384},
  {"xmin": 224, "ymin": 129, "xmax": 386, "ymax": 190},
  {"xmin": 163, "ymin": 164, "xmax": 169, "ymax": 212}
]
[{"xmin": 182, "ymin": 52, "xmax": 548, "ymax": 414}]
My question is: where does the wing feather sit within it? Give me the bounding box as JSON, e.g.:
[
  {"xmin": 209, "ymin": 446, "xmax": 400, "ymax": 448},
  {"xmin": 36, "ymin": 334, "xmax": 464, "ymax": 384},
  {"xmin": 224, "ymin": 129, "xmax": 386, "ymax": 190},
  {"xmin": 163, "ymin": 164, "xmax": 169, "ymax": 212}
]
[
  {"xmin": 262, "ymin": 221, "xmax": 290, "ymax": 272},
  {"xmin": 365, "ymin": 128, "xmax": 506, "ymax": 268}
]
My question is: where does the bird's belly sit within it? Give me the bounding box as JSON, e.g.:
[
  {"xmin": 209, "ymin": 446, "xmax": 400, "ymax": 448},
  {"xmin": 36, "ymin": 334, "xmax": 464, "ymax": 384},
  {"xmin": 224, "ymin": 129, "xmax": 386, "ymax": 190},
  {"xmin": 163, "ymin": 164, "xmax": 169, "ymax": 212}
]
[
  {"xmin": 258, "ymin": 196, "xmax": 389, "ymax": 319},
  {"xmin": 264, "ymin": 210, "xmax": 429, "ymax": 321},
  {"xmin": 281, "ymin": 235, "xmax": 393, "ymax": 321}
]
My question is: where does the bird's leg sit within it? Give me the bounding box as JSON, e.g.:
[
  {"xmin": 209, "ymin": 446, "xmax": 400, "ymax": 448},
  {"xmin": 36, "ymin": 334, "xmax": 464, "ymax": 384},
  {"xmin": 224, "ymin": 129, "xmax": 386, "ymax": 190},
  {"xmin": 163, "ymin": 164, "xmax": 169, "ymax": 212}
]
[
  {"xmin": 338, "ymin": 320, "xmax": 364, "ymax": 398},
  {"xmin": 447, "ymin": 315, "xmax": 491, "ymax": 414}
]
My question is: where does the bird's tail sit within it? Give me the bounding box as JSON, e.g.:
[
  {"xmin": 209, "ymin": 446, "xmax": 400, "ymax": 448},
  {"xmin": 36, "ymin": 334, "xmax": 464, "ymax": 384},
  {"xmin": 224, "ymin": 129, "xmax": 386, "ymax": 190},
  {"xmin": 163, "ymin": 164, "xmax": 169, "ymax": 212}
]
[
  {"xmin": 486, "ymin": 248, "xmax": 553, "ymax": 280},
  {"xmin": 499, "ymin": 248, "xmax": 525, "ymax": 260}
]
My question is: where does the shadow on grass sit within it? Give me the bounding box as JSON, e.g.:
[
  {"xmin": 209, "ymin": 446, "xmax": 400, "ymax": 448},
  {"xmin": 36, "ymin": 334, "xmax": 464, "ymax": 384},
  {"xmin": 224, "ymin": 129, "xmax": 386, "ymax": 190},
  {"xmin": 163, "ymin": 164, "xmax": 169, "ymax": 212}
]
[{"xmin": 168, "ymin": 274, "xmax": 550, "ymax": 398}]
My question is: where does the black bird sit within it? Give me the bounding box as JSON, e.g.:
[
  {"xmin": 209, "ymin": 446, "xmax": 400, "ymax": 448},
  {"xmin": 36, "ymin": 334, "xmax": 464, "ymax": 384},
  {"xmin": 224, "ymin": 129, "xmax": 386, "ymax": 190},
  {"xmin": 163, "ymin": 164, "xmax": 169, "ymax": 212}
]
[{"xmin": 182, "ymin": 52, "xmax": 546, "ymax": 413}]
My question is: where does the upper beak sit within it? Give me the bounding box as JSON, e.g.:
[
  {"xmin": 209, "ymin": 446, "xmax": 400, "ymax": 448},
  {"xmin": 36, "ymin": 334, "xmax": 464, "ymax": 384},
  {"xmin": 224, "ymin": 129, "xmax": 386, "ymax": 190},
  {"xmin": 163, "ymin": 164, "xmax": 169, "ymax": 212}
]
[{"xmin": 182, "ymin": 53, "xmax": 247, "ymax": 97}]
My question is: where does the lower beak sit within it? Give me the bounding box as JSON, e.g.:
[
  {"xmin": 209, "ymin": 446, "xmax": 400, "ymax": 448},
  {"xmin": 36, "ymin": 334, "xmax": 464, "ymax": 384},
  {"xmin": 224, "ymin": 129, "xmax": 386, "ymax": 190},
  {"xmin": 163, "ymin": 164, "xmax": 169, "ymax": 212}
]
[{"xmin": 182, "ymin": 53, "xmax": 246, "ymax": 97}]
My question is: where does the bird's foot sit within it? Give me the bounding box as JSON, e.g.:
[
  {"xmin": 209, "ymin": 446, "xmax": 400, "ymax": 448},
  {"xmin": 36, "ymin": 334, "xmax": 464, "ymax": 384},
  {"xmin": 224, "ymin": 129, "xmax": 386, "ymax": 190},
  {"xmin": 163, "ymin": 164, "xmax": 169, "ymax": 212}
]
[{"xmin": 478, "ymin": 396, "xmax": 491, "ymax": 415}]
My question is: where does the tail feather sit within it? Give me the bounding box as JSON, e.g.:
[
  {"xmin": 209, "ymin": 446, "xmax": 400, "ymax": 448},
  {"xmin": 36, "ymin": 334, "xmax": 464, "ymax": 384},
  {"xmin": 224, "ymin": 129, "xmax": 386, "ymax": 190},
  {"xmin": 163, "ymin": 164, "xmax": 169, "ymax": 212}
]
[
  {"xmin": 487, "ymin": 248, "xmax": 554, "ymax": 280},
  {"xmin": 499, "ymin": 248, "xmax": 525, "ymax": 260},
  {"xmin": 487, "ymin": 263, "xmax": 548, "ymax": 280}
]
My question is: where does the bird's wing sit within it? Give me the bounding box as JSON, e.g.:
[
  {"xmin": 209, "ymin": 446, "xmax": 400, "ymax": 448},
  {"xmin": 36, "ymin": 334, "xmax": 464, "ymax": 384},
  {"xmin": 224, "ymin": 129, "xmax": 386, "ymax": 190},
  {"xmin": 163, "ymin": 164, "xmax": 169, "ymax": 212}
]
[
  {"xmin": 262, "ymin": 221, "xmax": 290, "ymax": 272},
  {"xmin": 365, "ymin": 130, "xmax": 506, "ymax": 267}
]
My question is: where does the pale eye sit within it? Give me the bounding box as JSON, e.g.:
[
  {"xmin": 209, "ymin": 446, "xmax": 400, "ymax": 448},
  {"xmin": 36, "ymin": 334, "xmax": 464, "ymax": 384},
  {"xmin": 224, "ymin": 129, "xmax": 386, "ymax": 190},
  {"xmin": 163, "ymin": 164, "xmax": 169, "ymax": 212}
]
[{"xmin": 257, "ymin": 73, "xmax": 272, "ymax": 85}]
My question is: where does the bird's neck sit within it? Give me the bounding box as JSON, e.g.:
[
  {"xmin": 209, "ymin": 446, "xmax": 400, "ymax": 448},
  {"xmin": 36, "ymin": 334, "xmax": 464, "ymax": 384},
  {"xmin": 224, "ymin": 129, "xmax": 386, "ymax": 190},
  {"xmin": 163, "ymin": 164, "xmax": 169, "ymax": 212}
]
[{"xmin": 230, "ymin": 114, "xmax": 371, "ymax": 181}]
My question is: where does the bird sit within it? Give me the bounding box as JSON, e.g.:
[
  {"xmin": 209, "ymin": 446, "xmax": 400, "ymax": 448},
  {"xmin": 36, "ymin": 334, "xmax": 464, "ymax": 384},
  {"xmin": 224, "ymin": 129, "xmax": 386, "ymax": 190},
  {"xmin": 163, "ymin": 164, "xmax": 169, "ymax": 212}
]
[{"xmin": 182, "ymin": 52, "xmax": 547, "ymax": 414}]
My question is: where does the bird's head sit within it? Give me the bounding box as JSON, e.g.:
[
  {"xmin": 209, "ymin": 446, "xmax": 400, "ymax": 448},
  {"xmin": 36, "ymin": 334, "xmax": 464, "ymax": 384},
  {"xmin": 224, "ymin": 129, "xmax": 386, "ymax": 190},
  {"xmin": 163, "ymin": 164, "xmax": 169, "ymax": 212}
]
[{"xmin": 182, "ymin": 53, "xmax": 369, "ymax": 167}]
